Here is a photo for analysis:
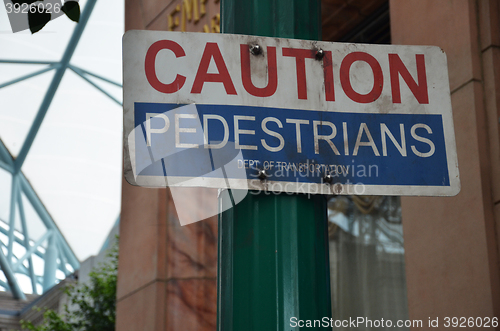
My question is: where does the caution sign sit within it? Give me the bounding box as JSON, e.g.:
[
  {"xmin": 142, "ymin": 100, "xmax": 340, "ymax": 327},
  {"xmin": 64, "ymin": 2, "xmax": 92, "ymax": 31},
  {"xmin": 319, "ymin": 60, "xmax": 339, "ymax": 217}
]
[{"xmin": 123, "ymin": 30, "xmax": 459, "ymax": 196}]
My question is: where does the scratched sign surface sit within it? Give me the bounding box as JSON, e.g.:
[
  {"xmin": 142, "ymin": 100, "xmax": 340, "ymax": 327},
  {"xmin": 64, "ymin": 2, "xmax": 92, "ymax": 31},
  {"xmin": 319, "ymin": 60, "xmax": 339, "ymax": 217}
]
[{"xmin": 123, "ymin": 30, "xmax": 460, "ymax": 196}]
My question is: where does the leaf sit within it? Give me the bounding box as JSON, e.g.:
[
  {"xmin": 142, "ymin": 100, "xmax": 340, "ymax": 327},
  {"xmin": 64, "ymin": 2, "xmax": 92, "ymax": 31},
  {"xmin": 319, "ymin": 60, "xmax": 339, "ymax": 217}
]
[
  {"xmin": 28, "ymin": 9, "xmax": 50, "ymax": 34},
  {"xmin": 61, "ymin": 1, "xmax": 80, "ymax": 23},
  {"xmin": 22, "ymin": 240, "xmax": 118, "ymax": 331}
]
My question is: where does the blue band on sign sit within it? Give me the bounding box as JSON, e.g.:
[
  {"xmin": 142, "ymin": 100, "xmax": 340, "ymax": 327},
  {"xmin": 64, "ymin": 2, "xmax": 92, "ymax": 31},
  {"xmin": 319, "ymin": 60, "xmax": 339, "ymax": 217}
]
[{"xmin": 134, "ymin": 102, "xmax": 449, "ymax": 187}]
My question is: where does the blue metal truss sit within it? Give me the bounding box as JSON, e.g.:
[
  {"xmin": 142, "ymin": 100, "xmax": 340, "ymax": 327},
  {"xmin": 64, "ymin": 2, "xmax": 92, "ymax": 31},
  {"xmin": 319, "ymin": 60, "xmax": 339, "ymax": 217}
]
[{"xmin": 0, "ymin": 0, "xmax": 123, "ymax": 299}]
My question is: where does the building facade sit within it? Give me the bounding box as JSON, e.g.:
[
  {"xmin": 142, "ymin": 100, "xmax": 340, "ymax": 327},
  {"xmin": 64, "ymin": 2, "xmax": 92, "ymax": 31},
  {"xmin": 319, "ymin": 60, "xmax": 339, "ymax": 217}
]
[{"xmin": 117, "ymin": 0, "xmax": 500, "ymax": 329}]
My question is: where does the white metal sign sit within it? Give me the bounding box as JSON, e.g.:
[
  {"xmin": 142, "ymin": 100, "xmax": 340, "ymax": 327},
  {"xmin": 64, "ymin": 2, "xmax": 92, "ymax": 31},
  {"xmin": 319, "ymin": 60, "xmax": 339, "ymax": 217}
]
[{"xmin": 123, "ymin": 30, "xmax": 460, "ymax": 196}]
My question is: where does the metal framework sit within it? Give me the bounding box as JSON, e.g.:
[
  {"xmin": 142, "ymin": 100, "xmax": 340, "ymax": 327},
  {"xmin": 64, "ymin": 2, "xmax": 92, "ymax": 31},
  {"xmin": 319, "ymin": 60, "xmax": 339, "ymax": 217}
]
[{"xmin": 0, "ymin": 0, "xmax": 122, "ymax": 299}]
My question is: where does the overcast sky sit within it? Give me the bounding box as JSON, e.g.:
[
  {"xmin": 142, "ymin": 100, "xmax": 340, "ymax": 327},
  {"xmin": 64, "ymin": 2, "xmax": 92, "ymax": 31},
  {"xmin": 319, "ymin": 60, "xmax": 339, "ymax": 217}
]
[{"xmin": 0, "ymin": 0, "xmax": 124, "ymax": 261}]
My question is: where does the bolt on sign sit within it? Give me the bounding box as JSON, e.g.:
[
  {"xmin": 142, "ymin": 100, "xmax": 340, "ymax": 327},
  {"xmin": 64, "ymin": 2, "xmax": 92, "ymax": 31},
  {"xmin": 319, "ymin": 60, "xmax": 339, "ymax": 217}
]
[{"xmin": 122, "ymin": 31, "xmax": 460, "ymax": 196}]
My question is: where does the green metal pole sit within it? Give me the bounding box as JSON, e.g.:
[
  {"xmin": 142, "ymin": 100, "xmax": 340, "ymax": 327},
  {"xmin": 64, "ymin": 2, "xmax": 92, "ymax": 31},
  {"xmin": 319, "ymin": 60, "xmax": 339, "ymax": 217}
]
[{"xmin": 218, "ymin": 1, "xmax": 331, "ymax": 330}]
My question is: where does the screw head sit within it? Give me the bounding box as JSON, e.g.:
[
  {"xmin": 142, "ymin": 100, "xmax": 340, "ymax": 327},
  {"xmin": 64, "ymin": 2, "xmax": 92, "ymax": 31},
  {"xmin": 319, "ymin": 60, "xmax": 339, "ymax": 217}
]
[
  {"xmin": 250, "ymin": 44, "xmax": 262, "ymax": 55},
  {"xmin": 333, "ymin": 183, "xmax": 343, "ymax": 194},
  {"xmin": 323, "ymin": 173, "xmax": 333, "ymax": 184},
  {"xmin": 258, "ymin": 169, "xmax": 268, "ymax": 180},
  {"xmin": 315, "ymin": 49, "xmax": 324, "ymax": 60}
]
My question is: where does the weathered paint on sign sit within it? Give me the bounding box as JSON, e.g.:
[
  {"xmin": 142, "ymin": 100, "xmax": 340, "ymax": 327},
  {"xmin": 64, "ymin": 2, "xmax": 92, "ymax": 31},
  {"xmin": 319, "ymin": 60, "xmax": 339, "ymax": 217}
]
[{"xmin": 123, "ymin": 30, "xmax": 460, "ymax": 196}]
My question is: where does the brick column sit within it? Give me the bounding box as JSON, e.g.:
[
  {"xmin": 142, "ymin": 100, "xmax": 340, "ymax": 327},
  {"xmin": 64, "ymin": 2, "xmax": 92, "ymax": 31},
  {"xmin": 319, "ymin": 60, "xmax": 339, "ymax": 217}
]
[
  {"xmin": 391, "ymin": 0, "xmax": 500, "ymax": 320},
  {"xmin": 117, "ymin": 1, "xmax": 221, "ymax": 330}
]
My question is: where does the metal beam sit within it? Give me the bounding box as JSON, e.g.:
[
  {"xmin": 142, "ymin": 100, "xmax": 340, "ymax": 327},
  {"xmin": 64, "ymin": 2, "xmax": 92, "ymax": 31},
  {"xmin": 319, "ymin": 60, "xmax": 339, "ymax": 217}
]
[
  {"xmin": 0, "ymin": 220, "xmax": 44, "ymax": 260},
  {"xmin": 0, "ymin": 139, "xmax": 78, "ymax": 270},
  {"xmin": 0, "ymin": 139, "xmax": 13, "ymax": 165},
  {"xmin": 0, "ymin": 159, "xmax": 13, "ymax": 173},
  {"xmin": 0, "ymin": 245, "xmax": 25, "ymax": 300},
  {"xmin": 0, "ymin": 60, "xmax": 58, "ymax": 65},
  {"xmin": 13, "ymin": 0, "xmax": 98, "ymax": 173},
  {"xmin": 7, "ymin": 176, "xmax": 19, "ymax": 262},
  {"xmin": 18, "ymin": 174, "xmax": 79, "ymax": 269},
  {"xmin": 17, "ymin": 192, "xmax": 37, "ymax": 294},
  {"xmin": 0, "ymin": 65, "xmax": 57, "ymax": 89},
  {"xmin": 42, "ymin": 234, "xmax": 57, "ymax": 291},
  {"xmin": 69, "ymin": 64, "xmax": 122, "ymax": 87},
  {"xmin": 0, "ymin": 280, "xmax": 9, "ymax": 289},
  {"xmin": 0, "ymin": 0, "xmax": 122, "ymax": 298},
  {"xmin": 69, "ymin": 66, "xmax": 122, "ymax": 106},
  {"xmin": 12, "ymin": 230, "xmax": 52, "ymax": 272},
  {"xmin": 57, "ymin": 241, "xmax": 69, "ymax": 276}
]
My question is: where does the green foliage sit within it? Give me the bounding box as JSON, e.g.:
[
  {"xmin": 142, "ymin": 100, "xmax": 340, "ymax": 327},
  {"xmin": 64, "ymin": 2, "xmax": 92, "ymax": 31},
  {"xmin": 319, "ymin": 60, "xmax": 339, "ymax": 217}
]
[{"xmin": 21, "ymin": 243, "xmax": 118, "ymax": 331}]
